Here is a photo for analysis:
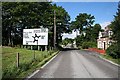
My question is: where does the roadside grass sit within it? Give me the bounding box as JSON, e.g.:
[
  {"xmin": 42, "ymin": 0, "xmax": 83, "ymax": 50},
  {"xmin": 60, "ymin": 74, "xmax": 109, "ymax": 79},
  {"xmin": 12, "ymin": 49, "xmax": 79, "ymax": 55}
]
[
  {"xmin": 0, "ymin": 46, "xmax": 2, "ymax": 80},
  {"xmin": 100, "ymin": 54, "xmax": 120, "ymax": 65},
  {"xmin": 83, "ymin": 47, "xmax": 120, "ymax": 65},
  {"xmin": 2, "ymin": 46, "xmax": 58, "ymax": 79}
]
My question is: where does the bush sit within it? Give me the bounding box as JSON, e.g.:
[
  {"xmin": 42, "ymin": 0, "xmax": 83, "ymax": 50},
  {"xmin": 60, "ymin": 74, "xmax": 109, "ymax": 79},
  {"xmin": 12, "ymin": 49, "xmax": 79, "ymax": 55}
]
[
  {"xmin": 82, "ymin": 42, "xmax": 89, "ymax": 49},
  {"xmin": 106, "ymin": 44, "xmax": 120, "ymax": 59},
  {"xmin": 78, "ymin": 46, "xmax": 82, "ymax": 49},
  {"xmin": 57, "ymin": 45, "xmax": 63, "ymax": 51},
  {"xmin": 3, "ymin": 66, "xmax": 20, "ymax": 78},
  {"xmin": 82, "ymin": 42, "xmax": 97, "ymax": 49}
]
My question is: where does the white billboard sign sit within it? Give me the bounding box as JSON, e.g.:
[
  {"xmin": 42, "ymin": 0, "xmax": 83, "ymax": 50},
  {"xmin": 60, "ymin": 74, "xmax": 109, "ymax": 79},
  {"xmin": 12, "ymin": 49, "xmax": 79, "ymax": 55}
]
[{"xmin": 23, "ymin": 28, "xmax": 48, "ymax": 45}]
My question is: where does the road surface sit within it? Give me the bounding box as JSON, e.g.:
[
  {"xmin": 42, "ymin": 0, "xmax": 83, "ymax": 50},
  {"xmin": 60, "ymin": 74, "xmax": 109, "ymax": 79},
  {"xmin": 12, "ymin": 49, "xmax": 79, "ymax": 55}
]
[{"xmin": 29, "ymin": 49, "xmax": 119, "ymax": 78}]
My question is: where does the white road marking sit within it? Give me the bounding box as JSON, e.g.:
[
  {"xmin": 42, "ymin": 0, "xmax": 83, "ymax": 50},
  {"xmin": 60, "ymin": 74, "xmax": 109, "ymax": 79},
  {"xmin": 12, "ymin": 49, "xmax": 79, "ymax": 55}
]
[
  {"xmin": 27, "ymin": 70, "xmax": 40, "ymax": 79},
  {"xmin": 41, "ymin": 51, "xmax": 60, "ymax": 69},
  {"xmin": 26, "ymin": 51, "xmax": 60, "ymax": 79},
  {"xmin": 99, "ymin": 56, "xmax": 120, "ymax": 67}
]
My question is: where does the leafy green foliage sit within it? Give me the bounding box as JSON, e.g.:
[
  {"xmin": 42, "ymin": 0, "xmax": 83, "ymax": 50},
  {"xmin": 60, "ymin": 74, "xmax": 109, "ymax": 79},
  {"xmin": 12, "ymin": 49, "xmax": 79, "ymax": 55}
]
[
  {"xmin": 62, "ymin": 38, "xmax": 74, "ymax": 46},
  {"xmin": 2, "ymin": 47, "xmax": 58, "ymax": 78},
  {"xmin": 106, "ymin": 2, "xmax": 120, "ymax": 59},
  {"xmin": 75, "ymin": 34, "xmax": 85, "ymax": 47},
  {"xmin": 91, "ymin": 24, "xmax": 101, "ymax": 41},
  {"xmin": 106, "ymin": 44, "xmax": 120, "ymax": 59},
  {"xmin": 70, "ymin": 13, "xmax": 95, "ymax": 34},
  {"xmin": 111, "ymin": 2, "xmax": 120, "ymax": 54},
  {"xmin": 75, "ymin": 23, "xmax": 101, "ymax": 47},
  {"xmin": 2, "ymin": 2, "xmax": 52, "ymax": 46},
  {"xmin": 84, "ymin": 24, "xmax": 101, "ymax": 42},
  {"xmin": 2, "ymin": 2, "xmax": 71, "ymax": 48},
  {"xmin": 81, "ymin": 41, "xmax": 97, "ymax": 49},
  {"xmin": 70, "ymin": 13, "xmax": 101, "ymax": 48},
  {"xmin": 101, "ymin": 54, "xmax": 120, "ymax": 64},
  {"xmin": 52, "ymin": 4, "xmax": 71, "ymax": 45}
]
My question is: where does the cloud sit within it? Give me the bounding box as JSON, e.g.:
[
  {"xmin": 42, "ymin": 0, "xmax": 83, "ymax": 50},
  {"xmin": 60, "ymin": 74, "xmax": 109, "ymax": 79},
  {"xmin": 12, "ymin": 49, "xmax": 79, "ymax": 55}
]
[
  {"xmin": 62, "ymin": 30, "xmax": 76, "ymax": 40},
  {"xmin": 62, "ymin": 30, "xmax": 80, "ymax": 40},
  {"xmin": 100, "ymin": 22, "xmax": 111, "ymax": 29}
]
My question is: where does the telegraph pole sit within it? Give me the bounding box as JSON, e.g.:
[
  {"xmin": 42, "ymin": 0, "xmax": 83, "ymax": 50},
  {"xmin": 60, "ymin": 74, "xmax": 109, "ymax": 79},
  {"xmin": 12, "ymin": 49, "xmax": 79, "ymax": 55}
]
[
  {"xmin": 54, "ymin": 10, "xmax": 56, "ymax": 49},
  {"xmin": 74, "ymin": 29, "xmax": 77, "ymax": 48}
]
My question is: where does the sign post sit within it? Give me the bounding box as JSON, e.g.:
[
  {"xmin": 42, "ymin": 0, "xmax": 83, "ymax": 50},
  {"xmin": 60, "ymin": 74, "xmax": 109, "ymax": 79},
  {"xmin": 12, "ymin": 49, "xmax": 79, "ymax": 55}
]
[{"xmin": 16, "ymin": 53, "xmax": 19, "ymax": 67}]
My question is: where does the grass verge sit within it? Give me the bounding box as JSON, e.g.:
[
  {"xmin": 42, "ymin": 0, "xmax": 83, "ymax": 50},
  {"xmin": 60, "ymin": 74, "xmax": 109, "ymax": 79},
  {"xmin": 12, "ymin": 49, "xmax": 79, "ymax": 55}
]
[
  {"xmin": 0, "ymin": 46, "xmax": 2, "ymax": 80},
  {"xmin": 100, "ymin": 54, "xmax": 120, "ymax": 65},
  {"xmin": 2, "ymin": 46, "xmax": 59, "ymax": 79}
]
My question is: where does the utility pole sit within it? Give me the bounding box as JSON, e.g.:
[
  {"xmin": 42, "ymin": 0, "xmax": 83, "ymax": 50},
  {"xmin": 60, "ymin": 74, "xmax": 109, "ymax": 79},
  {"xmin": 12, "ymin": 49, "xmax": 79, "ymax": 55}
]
[
  {"xmin": 54, "ymin": 10, "xmax": 56, "ymax": 49},
  {"xmin": 75, "ymin": 29, "xmax": 78, "ymax": 48}
]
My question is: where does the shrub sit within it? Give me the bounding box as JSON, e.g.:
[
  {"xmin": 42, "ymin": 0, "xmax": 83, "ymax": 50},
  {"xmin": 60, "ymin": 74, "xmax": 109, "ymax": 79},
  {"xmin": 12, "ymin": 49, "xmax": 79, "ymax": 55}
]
[
  {"xmin": 106, "ymin": 44, "xmax": 120, "ymax": 59},
  {"xmin": 2, "ymin": 66, "xmax": 20, "ymax": 78},
  {"xmin": 82, "ymin": 41, "xmax": 97, "ymax": 49},
  {"xmin": 78, "ymin": 46, "xmax": 82, "ymax": 49},
  {"xmin": 19, "ymin": 63, "xmax": 31, "ymax": 71},
  {"xmin": 82, "ymin": 42, "xmax": 89, "ymax": 49}
]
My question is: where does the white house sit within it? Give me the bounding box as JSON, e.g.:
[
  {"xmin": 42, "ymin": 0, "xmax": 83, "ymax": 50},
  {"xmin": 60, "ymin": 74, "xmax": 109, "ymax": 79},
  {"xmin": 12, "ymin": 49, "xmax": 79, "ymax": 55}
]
[{"xmin": 97, "ymin": 27, "xmax": 113, "ymax": 50}]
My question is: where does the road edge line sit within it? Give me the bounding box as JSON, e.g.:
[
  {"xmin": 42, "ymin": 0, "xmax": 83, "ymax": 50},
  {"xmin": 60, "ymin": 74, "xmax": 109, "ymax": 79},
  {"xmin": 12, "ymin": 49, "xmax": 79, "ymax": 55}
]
[
  {"xmin": 86, "ymin": 49, "xmax": 120, "ymax": 67},
  {"xmin": 26, "ymin": 51, "xmax": 61, "ymax": 79},
  {"xmin": 41, "ymin": 51, "xmax": 61, "ymax": 69},
  {"xmin": 99, "ymin": 56, "xmax": 120, "ymax": 67},
  {"xmin": 27, "ymin": 70, "xmax": 40, "ymax": 79}
]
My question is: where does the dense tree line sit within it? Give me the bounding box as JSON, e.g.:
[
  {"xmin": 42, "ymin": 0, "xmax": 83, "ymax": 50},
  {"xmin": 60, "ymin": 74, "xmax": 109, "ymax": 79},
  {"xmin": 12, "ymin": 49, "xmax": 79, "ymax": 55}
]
[
  {"xmin": 3, "ymin": 2, "xmax": 119, "ymax": 55},
  {"xmin": 70, "ymin": 13, "xmax": 102, "ymax": 48},
  {"xmin": 106, "ymin": 2, "xmax": 120, "ymax": 58},
  {"xmin": 62, "ymin": 38, "xmax": 74, "ymax": 46},
  {"xmin": 1, "ymin": 2, "xmax": 103, "ymax": 49},
  {"xmin": 2, "ymin": 2, "xmax": 70, "ymax": 49}
]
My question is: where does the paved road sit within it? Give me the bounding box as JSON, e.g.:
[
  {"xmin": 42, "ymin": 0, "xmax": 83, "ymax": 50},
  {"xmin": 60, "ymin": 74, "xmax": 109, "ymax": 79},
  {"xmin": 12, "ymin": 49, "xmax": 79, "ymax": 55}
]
[{"xmin": 29, "ymin": 50, "xmax": 119, "ymax": 78}]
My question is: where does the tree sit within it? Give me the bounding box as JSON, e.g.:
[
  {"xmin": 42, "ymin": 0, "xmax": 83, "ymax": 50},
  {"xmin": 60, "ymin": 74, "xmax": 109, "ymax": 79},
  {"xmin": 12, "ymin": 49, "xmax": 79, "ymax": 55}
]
[
  {"xmin": 107, "ymin": 1, "xmax": 120, "ymax": 58},
  {"xmin": 111, "ymin": 1, "xmax": 120, "ymax": 45},
  {"xmin": 70, "ymin": 13, "xmax": 95, "ymax": 47},
  {"xmin": 51, "ymin": 4, "xmax": 71, "ymax": 46},
  {"xmin": 75, "ymin": 34, "xmax": 85, "ymax": 47},
  {"xmin": 91, "ymin": 24, "xmax": 101, "ymax": 41},
  {"xmin": 62, "ymin": 38, "xmax": 74, "ymax": 46},
  {"xmin": 2, "ymin": 2, "xmax": 71, "ymax": 49},
  {"xmin": 71, "ymin": 13, "xmax": 95, "ymax": 34},
  {"xmin": 2, "ymin": 2, "xmax": 54, "ymax": 47}
]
